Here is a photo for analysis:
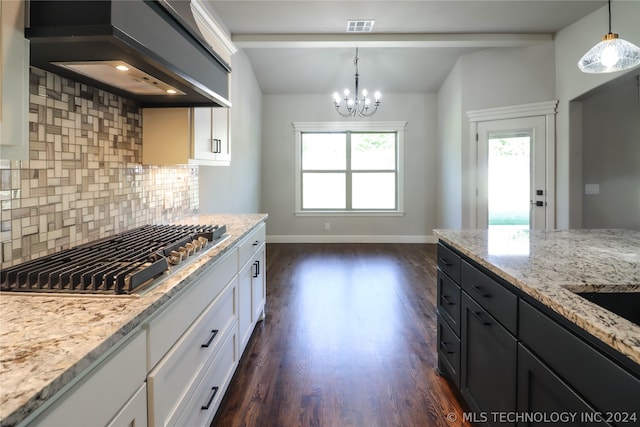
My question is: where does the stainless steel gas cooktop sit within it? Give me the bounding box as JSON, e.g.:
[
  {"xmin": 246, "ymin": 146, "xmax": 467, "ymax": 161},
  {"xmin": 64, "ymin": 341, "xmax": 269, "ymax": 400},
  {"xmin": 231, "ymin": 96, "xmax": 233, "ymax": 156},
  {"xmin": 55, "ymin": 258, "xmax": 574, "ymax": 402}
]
[{"xmin": 0, "ymin": 224, "xmax": 227, "ymax": 295}]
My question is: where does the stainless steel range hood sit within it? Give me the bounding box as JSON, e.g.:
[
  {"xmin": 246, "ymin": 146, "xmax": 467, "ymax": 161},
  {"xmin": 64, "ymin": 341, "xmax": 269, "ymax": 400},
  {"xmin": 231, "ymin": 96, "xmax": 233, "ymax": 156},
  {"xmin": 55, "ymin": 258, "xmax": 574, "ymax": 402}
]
[{"xmin": 26, "ymin": 0, "xmax": 231, "ymax": 107}]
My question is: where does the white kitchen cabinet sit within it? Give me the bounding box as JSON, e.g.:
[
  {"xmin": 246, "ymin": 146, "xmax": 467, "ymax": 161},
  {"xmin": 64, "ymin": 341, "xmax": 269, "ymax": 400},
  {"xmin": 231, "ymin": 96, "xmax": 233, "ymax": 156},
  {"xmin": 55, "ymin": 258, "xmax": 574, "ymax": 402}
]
[
  {"xmin": 147, "ymin": 277, "xmax": 238, "ymax": 427},
  {"xmin": 173, "ymin": 321, "xmax": 239, "ymax": 427},
  {"xmin": 0, "ymin": 0, "xmax": 29, "ymax": 160},
  {"xmin": 107, "ymin": 384, "xmax": 148, "ymax": 427},
  {"xmin": 26, "ymin": 330, "xmax": 147, "ymax": 427},
  {"xmin": 142, "ymin": 106, "xmax": 230, "ymax": 166},
  {"xmin": 193, "ymin": 107, "xmax": 230, "ymax": 164},
  {"xmin": 237, "ymin": 223, "xmax": 266, "ymax": 354},
  {"xmin": 147, "ymin": 248, "xmax": 237, "ymax": 369}
]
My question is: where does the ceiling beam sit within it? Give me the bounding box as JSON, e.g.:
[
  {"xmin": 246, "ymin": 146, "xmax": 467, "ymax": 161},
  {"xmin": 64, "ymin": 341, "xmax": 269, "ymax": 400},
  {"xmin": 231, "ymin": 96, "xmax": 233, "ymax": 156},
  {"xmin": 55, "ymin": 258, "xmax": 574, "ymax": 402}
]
[{"xmin": 232, "ymin": 33, "xmax": 553, "ymax": 48}]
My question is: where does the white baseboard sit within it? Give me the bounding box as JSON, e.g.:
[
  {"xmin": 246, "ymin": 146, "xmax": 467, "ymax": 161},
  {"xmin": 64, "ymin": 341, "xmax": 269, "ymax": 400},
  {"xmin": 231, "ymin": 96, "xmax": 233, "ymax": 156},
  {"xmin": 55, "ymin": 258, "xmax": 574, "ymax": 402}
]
[{"xmin": 266, "ymin": 235, "xmax": 438, "ymax": 244}]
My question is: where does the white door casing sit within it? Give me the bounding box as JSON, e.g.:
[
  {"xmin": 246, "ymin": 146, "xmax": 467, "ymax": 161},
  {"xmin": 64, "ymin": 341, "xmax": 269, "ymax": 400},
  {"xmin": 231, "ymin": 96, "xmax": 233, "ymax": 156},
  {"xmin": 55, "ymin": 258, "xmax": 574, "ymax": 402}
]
[{"xmin": 467, "ymin": 101, "xmax": 558, "ymax": 230}]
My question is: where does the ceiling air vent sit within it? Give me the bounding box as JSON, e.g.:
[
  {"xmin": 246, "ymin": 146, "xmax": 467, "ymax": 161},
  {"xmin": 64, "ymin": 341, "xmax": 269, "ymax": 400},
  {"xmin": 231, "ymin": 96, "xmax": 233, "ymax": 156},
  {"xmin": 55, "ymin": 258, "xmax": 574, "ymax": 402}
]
[{"xmin": 346, "ymin": 20, "xmax": 375, "ymax": 33}]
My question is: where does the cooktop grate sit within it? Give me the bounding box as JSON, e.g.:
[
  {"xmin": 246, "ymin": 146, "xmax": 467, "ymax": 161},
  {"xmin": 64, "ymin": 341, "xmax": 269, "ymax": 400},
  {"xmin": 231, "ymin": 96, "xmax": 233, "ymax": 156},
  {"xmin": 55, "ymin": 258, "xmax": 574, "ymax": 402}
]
[{"xmin": 0, "ymin": 224, "xmax": 226, "ymax": 295}]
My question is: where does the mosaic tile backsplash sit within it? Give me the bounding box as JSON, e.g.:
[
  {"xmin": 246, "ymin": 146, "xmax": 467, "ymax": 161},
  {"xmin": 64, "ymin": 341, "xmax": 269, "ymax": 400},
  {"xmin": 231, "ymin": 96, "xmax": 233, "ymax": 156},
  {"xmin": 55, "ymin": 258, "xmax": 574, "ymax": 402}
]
[{"xmin": 0, "ymin": 68, "xmax": 199, "ymax": 267}]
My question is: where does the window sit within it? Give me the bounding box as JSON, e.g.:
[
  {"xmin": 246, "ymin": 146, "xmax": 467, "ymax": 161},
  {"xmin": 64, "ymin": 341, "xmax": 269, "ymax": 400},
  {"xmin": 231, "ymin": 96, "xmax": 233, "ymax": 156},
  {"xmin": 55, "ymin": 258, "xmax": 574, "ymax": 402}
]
[{"xmin": 293, "ymin": 121, "xmax": 406, "ymax": 216}]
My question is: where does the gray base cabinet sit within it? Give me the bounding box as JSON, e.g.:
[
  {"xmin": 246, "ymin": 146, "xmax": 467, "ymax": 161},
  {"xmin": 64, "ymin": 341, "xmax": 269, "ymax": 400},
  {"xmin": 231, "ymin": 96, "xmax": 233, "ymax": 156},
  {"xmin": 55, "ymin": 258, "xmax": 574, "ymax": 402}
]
[
  {"xmin": 461, "ymin": 292, "xmax": 517, "ymax": 423},
  {"xmin": 436, "ymin": 241, "xmax": 640, "ymax": 427},
  {"xmin": 517, "ymin": 344, "xmax": 606, "ymax": 427}
]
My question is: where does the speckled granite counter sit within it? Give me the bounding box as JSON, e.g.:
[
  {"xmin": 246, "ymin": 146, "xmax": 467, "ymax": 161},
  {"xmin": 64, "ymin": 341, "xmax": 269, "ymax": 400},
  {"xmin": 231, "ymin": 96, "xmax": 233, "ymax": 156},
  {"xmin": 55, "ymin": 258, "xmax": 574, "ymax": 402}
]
[
  {"xmin": 0, "ymin": 213, "xmax": 267, "ymax": 426},
  {"xmin": 433, "ymin": 228, "xmax": 640, "ymax": 366}
]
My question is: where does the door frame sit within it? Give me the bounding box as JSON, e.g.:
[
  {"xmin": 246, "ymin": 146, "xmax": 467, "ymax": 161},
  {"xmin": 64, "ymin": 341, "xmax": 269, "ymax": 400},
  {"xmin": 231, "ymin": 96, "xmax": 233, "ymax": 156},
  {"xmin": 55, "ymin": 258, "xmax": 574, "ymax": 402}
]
[{"xmin": 467, "ymin": 101, "xmax": 558, "ymax": 230}]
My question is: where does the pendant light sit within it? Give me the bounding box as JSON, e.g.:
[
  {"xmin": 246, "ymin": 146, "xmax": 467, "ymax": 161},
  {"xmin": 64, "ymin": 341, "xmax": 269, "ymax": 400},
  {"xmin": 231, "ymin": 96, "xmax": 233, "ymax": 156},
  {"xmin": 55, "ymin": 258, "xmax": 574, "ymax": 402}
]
[{"xmin": 578, "ymin": 0, "xmax": 640, "ymax": 73}]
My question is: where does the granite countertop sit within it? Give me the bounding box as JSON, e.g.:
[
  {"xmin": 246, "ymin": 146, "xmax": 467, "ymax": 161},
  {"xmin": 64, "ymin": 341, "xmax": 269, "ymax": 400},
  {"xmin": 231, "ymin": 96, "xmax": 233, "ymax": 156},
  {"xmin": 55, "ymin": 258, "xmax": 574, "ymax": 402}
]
[
  {"xmin": 433, "ymin": 228, "xmax": 640, "ymax": 366},
  {"xmin": 0, "ymin": 213, "xmax": 268, "ymax": 426}
]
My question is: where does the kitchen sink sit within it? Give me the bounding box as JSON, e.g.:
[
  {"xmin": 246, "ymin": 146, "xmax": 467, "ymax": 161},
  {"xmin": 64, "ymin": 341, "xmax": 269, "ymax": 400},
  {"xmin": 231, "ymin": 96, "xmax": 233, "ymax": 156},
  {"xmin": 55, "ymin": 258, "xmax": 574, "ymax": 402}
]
[{"xmin": 575, "ymin": 292, "xmax": 640, "ymax": 327}]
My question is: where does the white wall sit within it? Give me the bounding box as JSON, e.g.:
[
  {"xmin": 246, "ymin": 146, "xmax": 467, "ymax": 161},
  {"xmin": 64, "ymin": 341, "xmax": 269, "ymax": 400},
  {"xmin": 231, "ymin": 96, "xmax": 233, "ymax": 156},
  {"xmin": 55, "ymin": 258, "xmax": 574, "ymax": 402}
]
[
  {"xmin": 554, "ymin": 0, "xmax": 640, "ymax": 228},
  {"xmin": 262, "ymin": 93, "xmax": 438, "ymax": 242},
  {"xmin": 437, "ymin": 61, "xmax": 463, "ymax": 229},
  {"xmin": 199, "ymin": 49, "xmax": 263, "ymax": 213},
  {"xmin": 581, "ymin": 75, "xmax": 640, "ymax": 229},
  {"xmin": 437, "ymin": 43, "xmax": 556, "ymax": 229}
]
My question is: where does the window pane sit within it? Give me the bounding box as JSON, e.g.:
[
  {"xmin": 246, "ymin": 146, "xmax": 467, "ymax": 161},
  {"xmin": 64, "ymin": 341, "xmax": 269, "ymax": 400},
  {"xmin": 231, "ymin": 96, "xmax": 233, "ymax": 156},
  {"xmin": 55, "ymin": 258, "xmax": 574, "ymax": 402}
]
[
  {"xmin": 352, "ymin": 173, "xmax": 396, "ymax": 209},
  {"xmin": 302, "ymin": 173, "xmax": 346, "ymax": 209},
  {"xmin": 302, "ymin": 133, "xmax": 346, "ymax": 170},
  {"xmin": 351, "ymin": 133, "xmax": 396, "ymax": 170}
]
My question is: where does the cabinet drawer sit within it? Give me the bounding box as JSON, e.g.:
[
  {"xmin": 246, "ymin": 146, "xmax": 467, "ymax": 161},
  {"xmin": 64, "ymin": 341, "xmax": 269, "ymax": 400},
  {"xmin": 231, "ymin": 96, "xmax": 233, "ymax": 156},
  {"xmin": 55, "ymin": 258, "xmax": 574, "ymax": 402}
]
[
  {"xmin": 461, "ymin": 260, "xmax": 517, "ymax": 335},
  {"xmin": 107, "ymin": 383, "xmax": 147, "ymax": 427},
  {"xmin": 437, "ymin": 313, "xmax": 461, "ymax": 388},
  {"xmin": 149, "ymin": 248, "xmax": 237, "ymax": 368},
  {"xmin": 238, "ymin": 222, "xmax": 266, "ymax": 268},
  {"xmin": 175, "ymin": 323, "xmax": 239, "ymax": 427},
  {"xmin": 31, "ymin": 331, "xmax": 147, "ymax": 427},
  {"xmin": 437, "ymin": 269, "xmax": 461, "ymax": 336},
  {"xmin": 519, "ymin": 300, "xmax": 640, "ymax": 417},
  {"xmin": 437, "ymin": 243, "xmax": 461, "ymax": 283},
  {"xmin": 148, "ymin": 279, "xmax": 237, "ymax": 427}
]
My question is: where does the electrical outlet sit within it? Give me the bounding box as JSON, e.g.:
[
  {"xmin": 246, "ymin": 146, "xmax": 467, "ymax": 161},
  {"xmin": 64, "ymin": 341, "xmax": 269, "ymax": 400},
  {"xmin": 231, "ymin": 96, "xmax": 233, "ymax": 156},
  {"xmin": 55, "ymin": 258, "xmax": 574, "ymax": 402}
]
[
  {"xmin": 324, "ymin": 222, "xmax": 331, "ymax": 230},
  {"xmin": 585, "ymin": 184, "xmax": 600, "ymax": 195}
]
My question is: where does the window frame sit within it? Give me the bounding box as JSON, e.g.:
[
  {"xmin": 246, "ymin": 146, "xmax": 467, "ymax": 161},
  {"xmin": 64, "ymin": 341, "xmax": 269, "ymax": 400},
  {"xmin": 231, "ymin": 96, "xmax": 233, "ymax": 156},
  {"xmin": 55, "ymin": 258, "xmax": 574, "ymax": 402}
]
[{"xmin": 293, "ymin": 121, "xmax": 407, "ymax": 216}]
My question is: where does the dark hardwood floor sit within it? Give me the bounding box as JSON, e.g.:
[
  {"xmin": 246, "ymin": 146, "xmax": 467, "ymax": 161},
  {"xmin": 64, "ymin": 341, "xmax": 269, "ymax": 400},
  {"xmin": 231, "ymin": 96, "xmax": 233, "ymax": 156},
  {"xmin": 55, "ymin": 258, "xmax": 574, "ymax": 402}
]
[{"xmin": 211, "ymin": 243, "xmax": 470, "ymax": 427}]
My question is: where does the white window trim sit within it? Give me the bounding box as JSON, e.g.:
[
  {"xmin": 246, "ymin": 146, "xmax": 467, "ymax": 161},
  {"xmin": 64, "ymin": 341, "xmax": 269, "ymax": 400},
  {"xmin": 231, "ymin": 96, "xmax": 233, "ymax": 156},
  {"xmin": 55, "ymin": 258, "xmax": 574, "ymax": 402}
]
[{"xmin": 293, "ymin": 121, "xmax": 407, "ymax": 217}]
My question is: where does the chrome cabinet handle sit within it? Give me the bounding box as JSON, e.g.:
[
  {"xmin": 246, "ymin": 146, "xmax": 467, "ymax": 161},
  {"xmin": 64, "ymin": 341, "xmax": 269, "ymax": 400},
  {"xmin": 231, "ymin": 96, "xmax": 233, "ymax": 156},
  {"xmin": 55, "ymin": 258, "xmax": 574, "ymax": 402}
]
[
  {"xmin": 201, "ymin": 386, "xmax": 219, "ymax": 410},
  {"xmin": 201, "ymin": 329, "xmax": 219, "ymax": 348}
]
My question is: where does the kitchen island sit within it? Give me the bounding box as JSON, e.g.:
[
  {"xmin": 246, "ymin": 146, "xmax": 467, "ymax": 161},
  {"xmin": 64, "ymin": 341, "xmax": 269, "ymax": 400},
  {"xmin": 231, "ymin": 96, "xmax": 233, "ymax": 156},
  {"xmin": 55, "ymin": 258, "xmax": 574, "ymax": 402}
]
[
  {"xmin": 434, "ymin": 228, "xmax": 640, "ymax": 424},
  {"xmin": 0, "ymin": 213, "xmax": 267, "ymax": 427}
]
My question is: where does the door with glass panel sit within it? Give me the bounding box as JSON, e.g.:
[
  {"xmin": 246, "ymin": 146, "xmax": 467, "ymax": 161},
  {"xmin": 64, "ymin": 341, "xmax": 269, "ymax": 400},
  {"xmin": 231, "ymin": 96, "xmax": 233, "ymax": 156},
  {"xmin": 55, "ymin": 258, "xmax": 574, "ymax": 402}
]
[{"xmin": 477, "ymin": 116, "xmax": 547, "ymax": 230}]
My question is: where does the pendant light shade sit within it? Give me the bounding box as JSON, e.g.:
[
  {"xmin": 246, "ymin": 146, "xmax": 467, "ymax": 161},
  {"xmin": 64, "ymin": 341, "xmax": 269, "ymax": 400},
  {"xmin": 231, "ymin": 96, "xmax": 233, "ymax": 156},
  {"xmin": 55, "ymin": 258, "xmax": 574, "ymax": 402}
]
[{"xmin": 578, "ymin": 1, "xmax": 640, "ymax": 73}]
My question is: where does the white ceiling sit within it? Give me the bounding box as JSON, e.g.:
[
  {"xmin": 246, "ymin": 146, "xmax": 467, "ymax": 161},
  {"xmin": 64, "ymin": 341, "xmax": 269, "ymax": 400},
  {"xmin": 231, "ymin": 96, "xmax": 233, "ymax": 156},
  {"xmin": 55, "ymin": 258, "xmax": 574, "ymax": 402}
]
[{"xmin": 207, "ymin": 0, "xmax": 608, "ymax": 94}]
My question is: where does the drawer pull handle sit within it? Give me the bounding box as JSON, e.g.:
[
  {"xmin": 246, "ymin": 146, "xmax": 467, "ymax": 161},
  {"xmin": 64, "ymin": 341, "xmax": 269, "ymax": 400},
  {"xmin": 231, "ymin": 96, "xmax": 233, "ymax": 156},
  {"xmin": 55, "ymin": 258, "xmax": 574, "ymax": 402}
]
[
  {"xmin": 252, "ymin": 240, "xmax": 260, "ymax": 246},
  {"xmin": 441, "ymin": 295, "xmax": 455, "ymax": 306},
  {"xmin": 253, "ymin": 260, "xmax": 260, "ymax": 278},
  {"xmin": 201, "ymin": 386, "xmax": 219, "ymax": 410},
  {"xmin": 440, "ymin": 341, "xmax": 455, "ymax": 354},
  {"xmin": 471, "ymin": 310, "xmax": 492, "ymax": 326},
  {"xmin": 472, "ymin": 285, "xmax": 491, "ymax": 298},
  {"xmin": 439, "ymin": 258, "xmax": 453, "ymax": 267},
  {"xmin": 201, "ymin": 329, "xmax": 219, "ymax": 348}
]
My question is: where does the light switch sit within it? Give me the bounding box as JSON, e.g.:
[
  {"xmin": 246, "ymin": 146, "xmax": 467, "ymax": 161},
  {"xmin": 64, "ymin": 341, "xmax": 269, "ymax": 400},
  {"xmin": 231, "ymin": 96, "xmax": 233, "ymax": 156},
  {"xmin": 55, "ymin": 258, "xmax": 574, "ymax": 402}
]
[{"xmin": 585, "ymin": 184, "xmax": 600, "ymax": 195}]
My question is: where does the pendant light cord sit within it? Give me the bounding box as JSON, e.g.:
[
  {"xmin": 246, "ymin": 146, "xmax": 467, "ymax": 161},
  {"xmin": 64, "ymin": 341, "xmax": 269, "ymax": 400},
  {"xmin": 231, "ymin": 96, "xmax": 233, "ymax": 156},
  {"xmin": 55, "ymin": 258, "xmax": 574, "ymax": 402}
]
[{"xmin": 608, "ymin": 0, "xmax": 612, "ymax": 34}]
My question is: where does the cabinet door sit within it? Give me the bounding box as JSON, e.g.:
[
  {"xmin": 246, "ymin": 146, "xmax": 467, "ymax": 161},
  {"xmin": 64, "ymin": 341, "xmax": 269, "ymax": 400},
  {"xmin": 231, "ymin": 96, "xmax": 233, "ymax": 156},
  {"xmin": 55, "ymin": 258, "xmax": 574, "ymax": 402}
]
[
  {"xmin": 192, "ymin": 107, "xmax": 216, "ymax": 161},
  {"xmin": 238, "ymin": 258, "xmax": 254, "ymax": 354},
  {"xmin": 517, "ymin": 344, "xmax": 608, "ymax": 427},
  {"xmin": 461, "ymin": 292, "xmax": 517, "ymax": 425},
  {"xmin": 142, "ymin": 108, "xmax": 191, "ymax": 165},
  {"xmin": 251, "ymin": 244, "xmax": 266, "ymax": 323},
  {"xmin": 212, "ymin": 107, "xmax": 230, "ymax": 163},
  {"xmin": 0, "ymin": 0, "xmax": 29, "ymax": 160}
]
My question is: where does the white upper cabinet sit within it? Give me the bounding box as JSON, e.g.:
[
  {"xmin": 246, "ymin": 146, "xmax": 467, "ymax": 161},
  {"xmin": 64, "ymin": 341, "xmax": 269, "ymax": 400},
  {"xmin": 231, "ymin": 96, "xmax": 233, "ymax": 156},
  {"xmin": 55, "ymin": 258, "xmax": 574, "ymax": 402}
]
[
  {"xmin": 142, "ymin": 106, "xmax": 231, "ymax": 166},
  {"xmin": 0, "ymin": 0, "xmax": 29, "ymax": 160}
]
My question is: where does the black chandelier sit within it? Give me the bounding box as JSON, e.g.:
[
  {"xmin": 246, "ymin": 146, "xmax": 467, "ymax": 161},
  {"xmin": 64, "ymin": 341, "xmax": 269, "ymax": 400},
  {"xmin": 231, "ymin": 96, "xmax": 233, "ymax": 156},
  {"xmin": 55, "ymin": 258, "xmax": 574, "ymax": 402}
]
[{"xmin": 333, "ymin": 48, "xmax": 381, "ymax": 118}]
